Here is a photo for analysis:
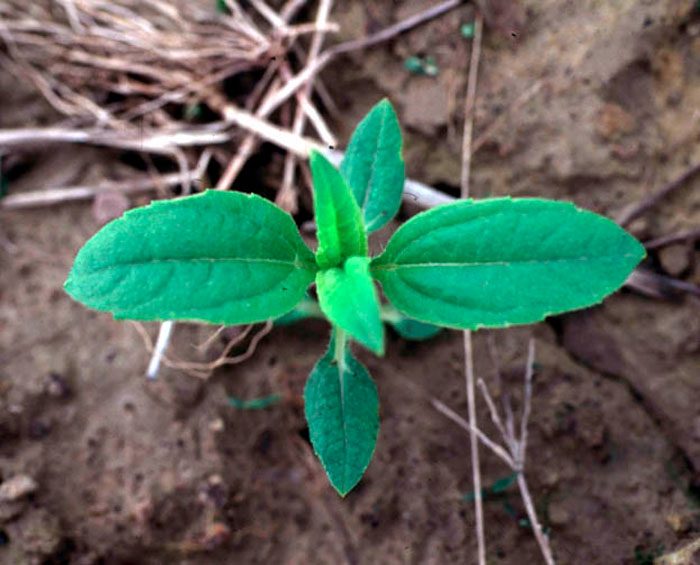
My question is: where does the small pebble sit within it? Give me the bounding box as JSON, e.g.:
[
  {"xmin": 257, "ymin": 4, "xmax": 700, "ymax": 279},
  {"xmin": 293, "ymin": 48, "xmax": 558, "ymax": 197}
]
[
  {"xmin": 45, "ymin": 372, "xmax": 71, "ymax": 399},
  {"xmin": 665, "ymin": 512, "xmax": 691, "ymax": 534},
  {"xmin": 208, "ymin": 418, "xmax": 224, "ymax": 433},
  {"xmin": 0, "ymin": 475, "xmax": 37, "ymax": 502},
  {"xmin": 548, "ymin": 500, "xmax": 570, "ymax": 526},
  {"xmin": 658, "ymin": 244, "xmax": 690, "ymax": 277}
]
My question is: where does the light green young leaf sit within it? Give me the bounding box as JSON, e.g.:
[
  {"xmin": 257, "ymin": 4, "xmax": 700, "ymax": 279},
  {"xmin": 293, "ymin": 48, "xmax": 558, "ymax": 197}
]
[
  {"xmin": 65, "ymin": 190, "xmax": 317, "ymax": 324},
  {"xmin": 340, "ymin": 99, "xmax": 405, "ymax": 233},
  {"xmin": 316, "ymin": 257, "xmax": 384, "ymax": 354},
  {"xmin": 311, "ymin": 150, "xmax": 367, "ymax": 269},
  {"xmin": 372, "ymin": 198, "xmax": 645, "ymax": 329},
  {"xmin": 304, "ymin": 334, "xmax": 379, "ymax": 496}
]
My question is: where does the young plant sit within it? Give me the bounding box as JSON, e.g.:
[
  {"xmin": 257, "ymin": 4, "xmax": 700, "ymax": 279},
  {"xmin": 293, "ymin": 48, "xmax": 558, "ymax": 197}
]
[{"xmin": 65, "ymin": 99, "xmax": 645, "ymax": 496}]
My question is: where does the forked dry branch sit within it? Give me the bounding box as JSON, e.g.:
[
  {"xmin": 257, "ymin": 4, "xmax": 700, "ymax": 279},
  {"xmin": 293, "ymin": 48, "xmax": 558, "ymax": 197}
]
[{"xmin": 433, "ymin": 340, "xmax": 556, "ymax": 565}]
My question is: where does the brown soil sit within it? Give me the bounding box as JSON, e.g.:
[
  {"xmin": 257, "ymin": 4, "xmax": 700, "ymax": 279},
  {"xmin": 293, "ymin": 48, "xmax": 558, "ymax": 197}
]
[{"xmin": 2, "ymin": 1, "xmax": 700, "ymax": 563}]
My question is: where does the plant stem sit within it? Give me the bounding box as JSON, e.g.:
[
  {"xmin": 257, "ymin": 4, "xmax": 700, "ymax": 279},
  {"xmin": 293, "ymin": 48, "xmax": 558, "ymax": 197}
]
[
  {"xmin": 334, "ymin": 328, "xmax": 347, "ymax": 372},
  {"xmin": 379, "ymin": 303, "xmax": 403, "ymax": 324}
]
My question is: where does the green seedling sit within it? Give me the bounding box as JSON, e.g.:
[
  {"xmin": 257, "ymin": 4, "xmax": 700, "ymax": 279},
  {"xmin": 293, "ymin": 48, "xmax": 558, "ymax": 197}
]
[
  {"xmin": 228, "ymin": 394, "xmax": 281, "ymax": 410},
  {"xmin": 461, "ymin": 22, "xmax": 476, "ymax": 38},
  {"xmin": 404, "ymin": 55, "xmax": 439, "ymax": 77},
  {"xmin": 463, "ymin": 472, "xmax": 518, "ymax": 502},
  {"xmin": 65, "ymin": 99, "xmax": 645, "ymax": 496}
]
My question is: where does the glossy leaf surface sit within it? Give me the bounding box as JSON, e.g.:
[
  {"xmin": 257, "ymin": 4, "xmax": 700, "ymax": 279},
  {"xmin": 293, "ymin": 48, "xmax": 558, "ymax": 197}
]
[
  {"xmin": 65, "ymin": 190, "xmax": 316, "ymax": 324},
  {"xmin": 311, "ymin": 151, "xmax": 367, "ymax": 269},
  {"xmin": 316, "ymin": 257, "xmax": 384, "ymax": 354},
  {"xmin": 304, "ymin": 336, "xmax": 379, "ymax": 496},
  {"xmin": 340, "ymin": 99, "xmax": 405, "ymax": 233},
  {"xmin": 372, "ymin": 198, "xmax": 645, "ymax": 329}
]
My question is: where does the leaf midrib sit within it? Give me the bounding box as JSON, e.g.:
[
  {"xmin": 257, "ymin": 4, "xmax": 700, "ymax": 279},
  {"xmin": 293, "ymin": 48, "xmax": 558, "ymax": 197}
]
[
  {"xmin": 80, "ymin": 256, "xmax": 316, "ymax": 274},
  {"xmin": 372, "ymin": 252, "xmax": 639, "ymax": 272},
  {"xmin": 361, "ymin": 106, "xmax": 387, "ymax": 212}
]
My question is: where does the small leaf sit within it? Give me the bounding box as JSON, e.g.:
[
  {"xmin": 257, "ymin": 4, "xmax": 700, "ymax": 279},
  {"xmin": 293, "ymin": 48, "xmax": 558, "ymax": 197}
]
[
  {"xmin": 390, "ymin": 317, "xmax": 442, "ymax": 341},
  {"xmin": 340, "ymin": 99, "xmax": 405, "ymax": 233},
  {"xmin": 228, "ymin": 394, "xmax": 281, "ymax": 410},
  {"xmin": 403, "ymin": 56, "xmax": 439, "ymax": 77},
  {"xmin": 372, "ymin": 198, "xmax": 645, "ymax": 329},
  {"xmin": 316, "ymin": 257, "xmax": 384, "ymax": 354},
  {"xmin": 304, "ymin": 336, "xmax": 379, "ymax": 496},
  {"xmin": 65, "ymin": 190, "xmax": 317, "ymax": 324},
  {"xmin": 463, "ymin": 472, "xmax": 518, "ymax": 502},
  {"xmin": 461, "ymin": 22, "xmax": 476, "ymax": 38},
  {"xmin": 311, "ymin": 150, "xmax": 367, "ymax": 268}
]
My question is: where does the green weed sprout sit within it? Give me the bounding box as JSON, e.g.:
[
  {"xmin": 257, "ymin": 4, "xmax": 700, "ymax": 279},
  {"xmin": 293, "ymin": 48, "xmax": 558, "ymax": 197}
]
[{"xmin": 65, "ymin": 99, "xmax": 645, "ymax": 496}]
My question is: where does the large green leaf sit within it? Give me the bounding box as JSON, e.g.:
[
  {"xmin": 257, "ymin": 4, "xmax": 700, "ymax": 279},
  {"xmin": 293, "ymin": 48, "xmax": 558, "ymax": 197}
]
[
  {"xmin": 341, "ymin": 99, "xmax": 405, "ymax": 233},
  {"xmin": 316, "ymin": 257, "xmax": 384, "ymax": 354},
  {"xmin": 304, "ymin": 335, "xmax": 379, "ymax": 496},
  {"xmin": 311, "ymin": 150, "xmax": 368, "ymax": 269},
  {"xmin": 372, "ymin": 198, "xmax": 645, "ymax": 329},
  {"xmin": 65, "ymin": 190, "xmax": 317, "ymax": 324}
]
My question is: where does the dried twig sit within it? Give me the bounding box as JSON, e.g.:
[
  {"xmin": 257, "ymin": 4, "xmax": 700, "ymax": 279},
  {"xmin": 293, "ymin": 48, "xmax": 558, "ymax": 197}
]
[
  {"xmin": 0, "ymin": 151, "xmax": 211, "ymax": 210},
  {"xmin": 278, "ymin": 0, "xmax": 334, "ymax": 213},
  {"xmin": 644, "ymin": 228, "xmax": 700, "ymax": 250},
  {"xmin": 459, "ymin": 11, "xmax": 485, "ymax": 565},
  {"xmin": 434, "ymin": 340, "xmax": 556, "ymax": 565},
  {"xmin": 655, "ymin": 537, "xmax": 700, "ymax": 565},
  {"xmin": 0, "ymin": 124, "xmax": 232, "ymax": 152},
  {"xmin": 146, "ymin": 321, "xmax": 174, "ymax": 380},
  {"xmin": 617, "ymin": 162, "xmax": 700, "ymax": 227},
  {"xmin": 0, "ymin": 0, "xmax": 271, "ymax": 123},
  {"xmin": 626, "ymin": 269, "xmax": 700, "ymax": 299},
  {"xmin": 216, "ymin": 0, "xmax": 466, "ymax": 190}
]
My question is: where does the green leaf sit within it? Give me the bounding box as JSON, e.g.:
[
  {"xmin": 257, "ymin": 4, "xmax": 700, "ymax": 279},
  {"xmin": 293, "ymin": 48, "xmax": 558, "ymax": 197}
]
[
  {"xmin": 340, "ymin": 99, "xmax": 405, "ymax": 233},
  {"xmin": 372, "ymin": 198, "xmax": 645, "ymax": 329},
  {"xmin": 463, "ymin": 472, "xmax": 518, "ymax": 502},
  {"xmin": 65, "ymin": 190, "xmax": 317, "ymax": 324},
  {"xmin": 228, "ymin": 394, "xmax": 281, "ymax": 410},
  {"xmin": 403, "ymin": 56, "xmax": 439, "ymax": 77},
  {"xmin": 311, "ymin": 150, "xmax": 367, "ymax": 268},
  {"xmin": 316, "ymin": 257, "xmax": 384, "ymax": 354},
  {"xmin": 461, "ymin": 22, "xmax": 476, "ymax": 38},
  {"xmin": 304, "ymin": 334, "xmax": 379, "ymax": 496}
]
